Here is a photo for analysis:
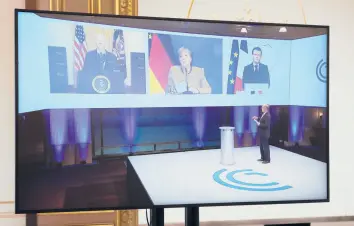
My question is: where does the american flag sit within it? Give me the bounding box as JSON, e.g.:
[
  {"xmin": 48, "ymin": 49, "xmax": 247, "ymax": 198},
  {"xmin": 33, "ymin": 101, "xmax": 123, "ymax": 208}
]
[
  {"xmin": 112, "ymin": 29, "xmax": 125, "ymax": 61},
  {"xmin": 74, "ymin": 25, "xmax": 87, "ymax": 72}
]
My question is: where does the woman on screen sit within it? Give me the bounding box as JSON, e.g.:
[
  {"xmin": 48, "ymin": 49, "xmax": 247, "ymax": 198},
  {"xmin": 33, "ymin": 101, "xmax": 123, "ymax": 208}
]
[{"xmin": 166, "ymin": 47, "xmax": 211, "ymax": 94}]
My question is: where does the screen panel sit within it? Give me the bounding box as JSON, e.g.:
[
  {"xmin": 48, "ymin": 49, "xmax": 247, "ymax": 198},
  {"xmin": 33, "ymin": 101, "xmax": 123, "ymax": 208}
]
[
  {"xmin": 17, "ymin": 12, "xmax": 328, "ymax": 113},
  {"xmin": 289, "ymin": 35, "xmax": 328, "ymax": 107},
  {"xmin": 16, "ymin": 10, "xmax": 329, "ymax": 214}
]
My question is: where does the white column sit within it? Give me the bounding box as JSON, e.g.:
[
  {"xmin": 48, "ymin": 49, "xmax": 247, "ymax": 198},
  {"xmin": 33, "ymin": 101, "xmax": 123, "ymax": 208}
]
[
  {"xmin": 0, "ymin": 0, "xmax": 26, "ymax": 225},
  {"xmin": 219, "ymin": 126, "xmax": 235, "ymax": 165}
]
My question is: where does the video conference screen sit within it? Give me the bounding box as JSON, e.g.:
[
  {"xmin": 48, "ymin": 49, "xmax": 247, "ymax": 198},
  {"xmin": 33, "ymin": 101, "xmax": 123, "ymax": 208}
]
[
  {"xmin": 16, "ymin": 10, "xmax": 329, "ymax": 213},
  {"xmin": 17, "ymin": 12, "xmax": 327, "ymax": 113}
]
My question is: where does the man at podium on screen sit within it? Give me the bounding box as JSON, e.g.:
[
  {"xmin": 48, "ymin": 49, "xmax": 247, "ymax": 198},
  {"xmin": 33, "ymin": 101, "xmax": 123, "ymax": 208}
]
[
  {"xmin": 243, "ymin": 47, "xmax": 270, "ymax": 91},
  {"xmin": 166, "ymin": 47, "xmax": 211, "ymax": 94},
  {"xmin": 253, "ymin": 104, "xmax": 271, "ymax": 164},
  {"xmin": 78, "ymin": 34, "xmax": 122, "ymax": 94}
]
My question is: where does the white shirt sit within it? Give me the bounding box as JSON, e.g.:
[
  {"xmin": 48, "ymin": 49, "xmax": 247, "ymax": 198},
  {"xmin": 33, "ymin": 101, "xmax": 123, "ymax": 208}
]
[
  {"xmin": 255, "ymin": 112, "xmax": 267, "ymax": 126},
  {"xmin": 253, "ymin": 63, "xmax": 260, "ymax": 72},
  {"xmin": 97, "ymin": 49, "xmax": 106, "ymax": 56},
  {"xmin": 260, "ymin": 112, "xmax": 267, "ymax": 120}
]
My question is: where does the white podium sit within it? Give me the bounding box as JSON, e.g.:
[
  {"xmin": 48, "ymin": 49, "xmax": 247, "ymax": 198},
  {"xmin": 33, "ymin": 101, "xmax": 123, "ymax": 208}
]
[{"xmin": 219, "ymin": 126, "xmax": 235, "ymax": 165}]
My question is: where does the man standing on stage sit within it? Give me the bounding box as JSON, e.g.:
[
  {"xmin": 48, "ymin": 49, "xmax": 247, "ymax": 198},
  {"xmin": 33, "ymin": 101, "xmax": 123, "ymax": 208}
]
[{"xmin": 253, "ymin": 104, "xmax": 271, "ymax": 164}]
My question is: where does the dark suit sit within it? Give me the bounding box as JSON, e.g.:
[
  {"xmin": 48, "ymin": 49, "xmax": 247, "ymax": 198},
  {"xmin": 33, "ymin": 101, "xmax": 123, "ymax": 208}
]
[
  {"xmin": 243, "ymin": 63, "xmax": 270, "ymax": 88},
  {"xmin": 258, "ymin": 112, "xmax": 271, "ymax": 162},
  {"xmin": 78, "ymin": 50, "xmax": 125, "ymax": 93}
]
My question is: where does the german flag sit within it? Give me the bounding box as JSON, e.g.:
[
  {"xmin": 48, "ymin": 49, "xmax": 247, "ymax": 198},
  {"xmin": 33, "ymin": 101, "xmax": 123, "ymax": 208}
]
[{"xmin": 148, "ymin": 33, "xmax": 178, "ymax": 94}]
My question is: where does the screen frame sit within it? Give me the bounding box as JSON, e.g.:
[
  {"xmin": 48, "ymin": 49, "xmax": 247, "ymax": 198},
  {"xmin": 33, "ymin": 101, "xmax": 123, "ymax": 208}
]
[{"xmin": 14, "ymin": 8, "xmax": 330, "ymax": 214}]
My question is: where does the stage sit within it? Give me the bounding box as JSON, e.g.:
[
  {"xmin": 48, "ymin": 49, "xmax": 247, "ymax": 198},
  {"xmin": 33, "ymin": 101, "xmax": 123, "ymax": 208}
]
[{"xmin": 127, "ymin": 146, "xmax": 327, "ymax": 206}]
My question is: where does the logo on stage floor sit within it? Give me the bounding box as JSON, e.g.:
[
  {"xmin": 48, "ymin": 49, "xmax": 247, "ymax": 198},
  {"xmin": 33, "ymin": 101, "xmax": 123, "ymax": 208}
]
[{"xmin": 213, "ymin": 169, "xmax": 292, "ymax": 191}]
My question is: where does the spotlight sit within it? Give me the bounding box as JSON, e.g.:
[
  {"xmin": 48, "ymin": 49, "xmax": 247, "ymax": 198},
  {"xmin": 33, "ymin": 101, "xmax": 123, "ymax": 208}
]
[
  {"xmin": 279, "ymin": 27, "xmax": 287, "ymax": 32},
  {"xmin": 241, "ymin": 27, "xmax": 248, "ymax": 33}
]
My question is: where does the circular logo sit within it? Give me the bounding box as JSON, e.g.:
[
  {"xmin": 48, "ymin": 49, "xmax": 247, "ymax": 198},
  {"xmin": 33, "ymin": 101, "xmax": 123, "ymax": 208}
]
[
  {"xmin": 92, "ymin": 75, "xmax": 111, "ymax": 94},
  {"xmin": 213, "ymin": 169, "xmax": 292, "ymax": 191},
  {"xmin": 316, "ymin": 59, "xmax": 327, "ymax": 83}
]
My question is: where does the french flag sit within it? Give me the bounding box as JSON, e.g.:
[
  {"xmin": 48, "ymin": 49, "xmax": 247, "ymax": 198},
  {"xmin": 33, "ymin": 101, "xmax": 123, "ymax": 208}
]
[{"xmin": 227, "ymin": 39, "xmax": 248, "ymax": 94}]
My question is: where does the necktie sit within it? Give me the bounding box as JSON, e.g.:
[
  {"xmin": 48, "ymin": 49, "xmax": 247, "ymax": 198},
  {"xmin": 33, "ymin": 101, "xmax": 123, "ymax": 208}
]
[
  {"xmin": 255, "ymin": 64, "xmax": 258, "ymax": 72},
  {"xmin": 99, "ymin": 53, "xmax": 105, "ymax": 71}
]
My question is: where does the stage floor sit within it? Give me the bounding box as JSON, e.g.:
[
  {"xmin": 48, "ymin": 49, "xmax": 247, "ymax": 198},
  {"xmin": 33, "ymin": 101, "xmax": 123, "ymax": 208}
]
[{"xmin": 128, "ymin": 146, "xmax": 327, "ymax": 206}]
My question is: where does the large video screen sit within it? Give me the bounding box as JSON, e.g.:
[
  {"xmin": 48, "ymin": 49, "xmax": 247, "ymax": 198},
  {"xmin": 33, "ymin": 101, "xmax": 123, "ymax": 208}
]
[
  {"xmin": 17, "ymin": 12, "xmax": 327, "ymax": 113},
  {"xmin": 16, "ymin": 10, "xmax": 329, "ymax": 213}
]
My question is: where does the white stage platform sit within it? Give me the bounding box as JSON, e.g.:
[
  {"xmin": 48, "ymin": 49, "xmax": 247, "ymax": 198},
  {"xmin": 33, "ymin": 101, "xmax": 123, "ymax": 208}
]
[{"xmin": 128, "ymin": 146, "xmax": 327, "ymax": 206}]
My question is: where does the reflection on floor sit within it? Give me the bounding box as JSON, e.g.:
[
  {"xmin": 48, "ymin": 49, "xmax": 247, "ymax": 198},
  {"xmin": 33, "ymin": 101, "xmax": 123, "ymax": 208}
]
[
  {"xmin": 17, "ymin": 158, "xmax": 128, "ymax": 211},
  {"xmin": 271, "ymin": 140, "xmax": 327, "ymax": 163}
]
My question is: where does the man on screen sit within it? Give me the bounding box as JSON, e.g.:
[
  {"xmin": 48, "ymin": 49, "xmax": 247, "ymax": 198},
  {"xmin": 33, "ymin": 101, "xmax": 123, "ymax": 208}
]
[
  {"xmin": 243, "ymin": 47, "xmax": 270, "ymax": 90},
  {"xmin": 253, "ymin": 104, "xmax": 271, "ymax": 164},
  {"xmin": 78, "ymin": 34, "xmax": 120, "ymax": 93},
  {"xmin": 166, "ymin": 47, "xmax": 211, "ymax": 94}
]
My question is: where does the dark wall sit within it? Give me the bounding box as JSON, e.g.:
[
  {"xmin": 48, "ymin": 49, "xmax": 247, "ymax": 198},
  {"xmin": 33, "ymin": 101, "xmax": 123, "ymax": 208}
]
[
  {"xmin": 17, "ymin": 106, "xmax": 328, "ymax": 164},
  {"xmin": 17, "ymin": 111, "xmax": 46, "ymax": 165}
]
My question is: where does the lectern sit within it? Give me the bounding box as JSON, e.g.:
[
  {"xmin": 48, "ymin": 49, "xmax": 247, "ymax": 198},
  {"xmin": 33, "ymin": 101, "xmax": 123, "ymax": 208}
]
[{"xmin": 219, "ymin": 126, "xmax": 235, "ymax": 165}]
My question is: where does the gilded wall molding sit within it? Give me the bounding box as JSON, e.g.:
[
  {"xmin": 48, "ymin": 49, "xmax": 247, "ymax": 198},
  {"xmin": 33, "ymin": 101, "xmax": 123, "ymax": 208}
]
[
  {"xmin": 116, "ymin": 210, "xmax": 138, "ymax": 226},
  {"xmin": 0, "ymin": 201, "xmax": 14, "ymax": 204},
  {"xmin": 113, "ymin": 0, "xmax": 138, "ymax": 16},
  {"xmin": 88, "ymin": 0, "xmax": 102, "ymax": 14},
  {"xmin": 49, "ymin": 0, "xmax": 65, "ymax": 11}
]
